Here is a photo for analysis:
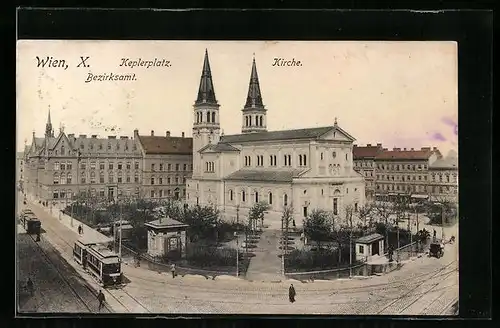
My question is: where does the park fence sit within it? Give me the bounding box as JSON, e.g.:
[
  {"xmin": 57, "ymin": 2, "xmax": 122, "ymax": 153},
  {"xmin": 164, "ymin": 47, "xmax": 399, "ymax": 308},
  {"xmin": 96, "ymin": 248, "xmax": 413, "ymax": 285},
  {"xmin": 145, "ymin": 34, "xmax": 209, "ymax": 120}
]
[{"xmin": 120, "ymin": 243, "xmax": 239, "ymax": 279}]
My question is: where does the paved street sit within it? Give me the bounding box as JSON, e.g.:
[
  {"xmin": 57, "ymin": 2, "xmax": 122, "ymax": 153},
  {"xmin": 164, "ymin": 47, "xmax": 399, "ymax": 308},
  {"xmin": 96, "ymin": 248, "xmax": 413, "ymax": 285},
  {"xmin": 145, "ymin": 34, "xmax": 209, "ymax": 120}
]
[
  {"xmin": 16, "ymin": 227, "xmax": 110, "ymax": 313},
  {"xmin": 21, "ymin": 192, "xmax": 458, "ymax": 315}
]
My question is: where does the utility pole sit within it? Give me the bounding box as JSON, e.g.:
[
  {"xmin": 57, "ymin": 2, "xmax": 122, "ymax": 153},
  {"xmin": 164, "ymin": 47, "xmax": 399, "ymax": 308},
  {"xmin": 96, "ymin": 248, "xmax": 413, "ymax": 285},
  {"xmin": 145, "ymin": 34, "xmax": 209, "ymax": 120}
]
[
  {"xmin": 235, "ymin": 231, "xmax": 239, "ymax": 277},
  {"xmin": 441, "ymin": 204, "xmax": 445, "ymax": 242},
  {"xmin": 281, "ymin": 214, "xmax": 285, "ymax": 276},
  {"xmin": 119, "ymin": 194, "xmax": 123, "ymax": 260}
]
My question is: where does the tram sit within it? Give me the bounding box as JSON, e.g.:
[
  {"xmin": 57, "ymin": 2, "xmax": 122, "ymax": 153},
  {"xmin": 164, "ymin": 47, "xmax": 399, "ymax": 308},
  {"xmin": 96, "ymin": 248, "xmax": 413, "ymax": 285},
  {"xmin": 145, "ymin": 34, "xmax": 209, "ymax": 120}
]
[
  {"xmin": 20, "ymin": 210, "xmax": 41, "ymax": 235},
  {"xmin": 73, "ymin": 239, "xmax": 123, "ymax": 287}
]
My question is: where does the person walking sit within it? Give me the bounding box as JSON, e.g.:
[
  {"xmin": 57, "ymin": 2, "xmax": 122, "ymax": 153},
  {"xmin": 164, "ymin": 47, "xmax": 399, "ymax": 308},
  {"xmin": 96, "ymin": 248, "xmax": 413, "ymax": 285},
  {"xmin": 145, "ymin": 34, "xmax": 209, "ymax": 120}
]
[
  {"xmin": 26, "ymin": 277, "xmax": 34, "ymax": 296},
  {"xmin": 289, "ymin": 284, "xmax": 296, "ymax": 303},
  {"xmin": 170, "ymin": 263, "xmax": 176, "ymax": 278},
  {"xmin": 433, "ymin": 229, "xmax": 437, "ymax": 241},
  {"xmin": 97, "ymin": 290, "xmax": 105, "ymax": 311}
]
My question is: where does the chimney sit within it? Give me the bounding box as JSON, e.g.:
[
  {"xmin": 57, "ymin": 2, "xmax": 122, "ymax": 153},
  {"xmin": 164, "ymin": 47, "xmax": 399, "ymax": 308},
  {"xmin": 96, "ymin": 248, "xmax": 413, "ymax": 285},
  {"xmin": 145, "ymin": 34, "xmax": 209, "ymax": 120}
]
[
  {"xmin": 120, "ymin": 136, "xmax": 129, "ymax": 139},
  {"xmin": 68, "ymin": 133, "xmax": 75, "ymax": 138},
  {"xmin": 181, "ymin": 132, "xmax": 185, "ymax": 138},
  {"xmin": 421, "ymin": 147, "xmax": 431, "ymax": 151},
  {"xmin": 377, "ymin": 143, "xmax": 382, "ymax": 147},
  {"xmin": 133, "ymin": 129, "xmax": 139, "ymax": 138},
  {"xmin": 91, "ymin": 135, "xmax": 97, "ymax": 138},
  {"xmin": 108, "ymin": 136, "xmax": 116, "ymax": 139},
  {"xmin": 410, "ymin": 148, "xmax": 414, "ymax": 150},
  {"xmin": 353, "ymin": 144, "xmax": 357, "ymax": 148},
  {"xmin": 367, "ymin": 144, "xmax": 372, "ymax": 147},
  {"xmin": 403, "ymin": 148, "xmax": 407, "ymax": 151},
  {"xmin": 393, "ymin": 147, "xmax": 401, "ymax": 151},
  {"xmin": 151, "ymin": 130, "xmax": 154, "ymax": 136},
  {"xmin": 79, "ymin": 134, "xmax": 87, "ymax": 138},
  {"xmin": 383, "ymin": 148, "xmax": 388, "ymax": 151},
  {"xmin": 166, "ymin": 131, "xmax": 171, "ymax": 137},
  {"xmin": 433, "ymin": 147, "xmax": 438, "ymax": 151}
]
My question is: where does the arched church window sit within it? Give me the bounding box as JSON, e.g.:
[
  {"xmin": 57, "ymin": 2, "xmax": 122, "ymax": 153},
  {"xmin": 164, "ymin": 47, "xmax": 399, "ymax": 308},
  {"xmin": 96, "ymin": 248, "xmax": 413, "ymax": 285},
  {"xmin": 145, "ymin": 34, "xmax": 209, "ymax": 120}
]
[
  {"xmin": 284, "ymin": 194, "xmax": 288, "ymax": 206},
  {"xmin": 242, "ymin": 190, "xmax": 246, "ymax": 202},
  {"xmin": 206, "ymin": 112, "xmax": 210, "ymax": 123},
  {"xmin": 61, "ymin": 146, "xmax": 65, "ymax": 156},
  {"xmin": 229, "ymin": 189, "xmax": 233, "ymax": 201},
  {"xmin": 245, "ymin": 116, "xmax": 248, "ymax": 127},
  {"xmin": 269, "ymin": 192, "xmax": 273, "ymax": 205},
  {"xmin": 299, "ymin": 155, "xmax": 302, "ymax": 166},
  {"xmin": 212, "ymin": 112, "xmax": 216, "ymax": 123},
  {"xmin": 259, "ymin": 116, "xmax": 263, "ymax": 127},
  {"xmin": 249, "ymin": 116, "xmax": 252, "ymax": 126},
  {"xmin": 255, "ymin": 191, "xmax": 259, "ymax": 203}
]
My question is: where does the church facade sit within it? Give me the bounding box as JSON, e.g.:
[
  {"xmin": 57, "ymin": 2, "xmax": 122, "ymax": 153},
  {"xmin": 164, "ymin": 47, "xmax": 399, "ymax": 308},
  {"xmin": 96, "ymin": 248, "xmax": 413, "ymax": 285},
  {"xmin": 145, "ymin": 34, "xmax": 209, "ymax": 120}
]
[{"xmin": 186, "ymin": 50, "xmax": 366, "ymax": 229}]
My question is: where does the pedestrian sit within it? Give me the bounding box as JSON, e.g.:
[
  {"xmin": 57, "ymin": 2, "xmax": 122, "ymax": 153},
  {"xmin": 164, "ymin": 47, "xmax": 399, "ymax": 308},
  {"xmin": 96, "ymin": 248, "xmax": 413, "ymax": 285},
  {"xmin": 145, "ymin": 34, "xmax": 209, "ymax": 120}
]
[
  {"xmin": 170, "ymin": 263, "xmax": 176, "ymax": 278},
  {"xmin": 97, "ymin": 290, "xmax": 105, "ymax": 311},
  {"xmin": 289, "ymin": 284, "xmax": 296, "ymax": 303},
  {"xmin": 433, "ymin": 229, "xmax": 437, "ymax": 240},
  {"xmin": 26, "ymin": 277, "xmax": 34, "ymax": 296}
]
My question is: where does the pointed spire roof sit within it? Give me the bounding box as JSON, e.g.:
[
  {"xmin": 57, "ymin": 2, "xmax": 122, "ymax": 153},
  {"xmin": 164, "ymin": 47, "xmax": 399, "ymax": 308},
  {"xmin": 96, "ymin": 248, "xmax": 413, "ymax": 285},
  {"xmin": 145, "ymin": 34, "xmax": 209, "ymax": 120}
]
[
  {"xmin": 195, "ymin": 49, "xmax": 218, "ymax": 106},
  {"xmin": 45, "ymin": 108, "xmax": 53, "ymax": 137},
  {"xmin": 244, "ymin": 57, "xmax": 265, "ymax": 110},
  {"xmin": 47, "ymin": 108, "xmax": 52, "ymax": 124}
]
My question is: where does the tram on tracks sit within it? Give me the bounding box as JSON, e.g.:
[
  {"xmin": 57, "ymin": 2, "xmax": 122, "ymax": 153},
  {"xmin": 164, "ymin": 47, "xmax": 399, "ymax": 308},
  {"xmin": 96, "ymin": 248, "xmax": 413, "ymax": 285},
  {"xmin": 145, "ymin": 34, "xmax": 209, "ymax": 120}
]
[
  {"xmin": 73, "ymin": 238, "xmax": 123, "ymax": 287},
  {"xmin": 20, "ymin": 209, "xmax": 41, "ymax": 235}
]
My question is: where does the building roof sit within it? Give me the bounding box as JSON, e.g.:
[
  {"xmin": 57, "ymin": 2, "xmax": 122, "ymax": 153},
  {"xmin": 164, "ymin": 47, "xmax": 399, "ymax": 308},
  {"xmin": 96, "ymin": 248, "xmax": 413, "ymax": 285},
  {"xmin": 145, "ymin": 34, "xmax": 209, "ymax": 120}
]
[
  {"xmin": 375, "ymin": 149, "xmax": 437, "ymax": 161},
  {"xmin": 353, "ymin": 145, "xmax": 384, "ymax": 159},
  {"xmin": 138, "ymin": 135, "xmax": 193, "ymax": 155},
  {"xmin": 243, "ymin": 58, "xmax": 265, "ymax": 111},
  {"xmin": 225, "ymin": 168, "xmax": 305, "ymax": 182},
  {"xmin": 355, "ymin": 233, "xmax": 384, "ymax": 244},
  {"xmin": 144, "ymin": 217, "xmax": 189, "ymax": 229},
  {"xmin": 429, "ymin": 157, "xmax": 458, "ymax": 169},
  {"xmin": 195, "ymin": 49, "xmax": 218, "ymax": 106},
  {"xmin": 220, "ymin": 126, "xmax": 336, "ymax": 144},
  {"xmin": 199, "ymin": 142, "xmax": 240, "ymax": 153}
]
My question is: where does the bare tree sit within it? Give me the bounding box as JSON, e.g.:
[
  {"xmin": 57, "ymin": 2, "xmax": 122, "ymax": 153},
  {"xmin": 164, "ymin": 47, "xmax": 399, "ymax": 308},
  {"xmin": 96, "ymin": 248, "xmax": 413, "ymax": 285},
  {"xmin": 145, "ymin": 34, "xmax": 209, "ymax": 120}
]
[
  {"xmin": 356, "ymin": 204, "xmax": 373, "ymax": 230},
  {"xmin": 372, "ymin": 200, "xmax": 394, "ymax": 248},
  {"xmin": 280, "ymin": 204, "xmax": 294, "ymax": 275}
]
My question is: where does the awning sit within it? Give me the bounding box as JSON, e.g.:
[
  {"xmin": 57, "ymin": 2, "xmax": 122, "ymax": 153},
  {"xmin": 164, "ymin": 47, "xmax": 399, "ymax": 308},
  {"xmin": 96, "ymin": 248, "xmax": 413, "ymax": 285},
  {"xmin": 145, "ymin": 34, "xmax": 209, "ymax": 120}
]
[{"xmin": 411, "ymin": 194, "xmax": 429, "ymax": 199}]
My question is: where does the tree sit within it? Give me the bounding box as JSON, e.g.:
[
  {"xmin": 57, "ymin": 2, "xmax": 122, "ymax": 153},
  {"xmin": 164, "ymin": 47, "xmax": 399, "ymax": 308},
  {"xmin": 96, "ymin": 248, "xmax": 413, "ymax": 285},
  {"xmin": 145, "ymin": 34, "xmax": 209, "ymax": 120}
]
[
  {"xmin": 392, "ymin": 193, "xmax": 412, "ymax": 249},
  {"xmin": 248, "ymin": 202, "xmax": 270, "ymax": 231},
  {"xmin": 372, "ymin": 200, "xmax": 394, "ymax": 248},
  {"xmin": 303, "ymin": 209, "xmax": 331, "ymax": 249},
  {"xmin": 356, "ymin": 204, "xmax": 373, "ymax": 230},
  {"xmin": 181, "ymin": 205, "xmax": 220, "ymax": 242}
]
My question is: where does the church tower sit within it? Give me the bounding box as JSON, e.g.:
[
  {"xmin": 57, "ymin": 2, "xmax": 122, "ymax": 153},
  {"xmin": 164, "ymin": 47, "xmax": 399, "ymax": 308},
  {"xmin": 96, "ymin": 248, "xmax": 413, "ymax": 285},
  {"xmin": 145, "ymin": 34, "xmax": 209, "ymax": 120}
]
[
  {"xmin": 242, "ymin": 57, "xmax": 267, "ymax": 133},
  {"xmin": 45, "ymin": 108, "xmax": 54, "ymax": 138},
  {"xmin": 192, "ymin": 49, "xmax": 221, "ymax": 176}
]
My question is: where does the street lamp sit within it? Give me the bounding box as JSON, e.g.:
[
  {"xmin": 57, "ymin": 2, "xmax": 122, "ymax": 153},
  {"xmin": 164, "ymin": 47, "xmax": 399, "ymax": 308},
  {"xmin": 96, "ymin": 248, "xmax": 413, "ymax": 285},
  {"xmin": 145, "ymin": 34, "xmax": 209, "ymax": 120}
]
[
  {"xmin": 434, "ymin": 202, "xmax": 445, "ymax": 242},
  {"xmin": 234, "ymin": 231, "xmax": 239, "ymax": 277}
]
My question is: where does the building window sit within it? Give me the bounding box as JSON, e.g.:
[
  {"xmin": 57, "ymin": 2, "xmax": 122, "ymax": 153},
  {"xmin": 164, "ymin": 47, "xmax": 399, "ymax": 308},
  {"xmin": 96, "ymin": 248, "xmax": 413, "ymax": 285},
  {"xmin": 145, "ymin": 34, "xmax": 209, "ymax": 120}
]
[
  {"xmin": 183, "ymin": 164, "xmax": 187, "ymax": 171},
  {"xmin": 126, "ymin": 162, "xmax": 131, "ymax": 170},
  {"xmin": 60, "ymin": 163, "xmax": 66, "ymax": 170},
  {"xmin": 190, "ymin": 164, "xmax": 193, "ymax": 171},
  {"xmin": 54, "ymin": 162, "xmax": 60, "ymax": 170},
  {"xmin": 320, "ymin": 152, "xmax": 324, "ymax": 160},
  {"xmin": 126, "ymin": 174, "xmax": 130, "ymax": 183},
  {"xmin": 117, "ymin": 172, "xmax": 123, "ymax": 183},
  {"xmin": 345, "ymin": 153, "xmax": 348, "ymax": 161},
  {"xmin": 151, "ymin": 177, "xmax": 155, "ymax": 185},
  {"xmin": 67, "ymin": 162, "xmax": 72, "ymax": 170},
  {"xmin": 134, "ymin": 172, "xmax": 139, "ymax": 183},
  {"xmin": 176, "ymin": 164, "xmax": 180, "ymax": 171},
  {"xmin": 245, "ymin": 156, "xmax": 251, "ymax": 166},
  {"xmin": 53, "ymin": 173, "xmax": 60, "ymax": 184},
  {"xmin": 242, "ymin": 190, "xmax": 246, "ymax": 202},
  {"xmin": 118, "ymin": 162, "xmax": 122, "ymax": 170},
  {"xmin": 134, "ymin": 162, "xmax": 139, "ymax": 170},
  {"xmin": 151, "ymin": 163, "xmax": 155, "ymax": 171},
  {"xmin": 99, "ymin": 172, "xmax": 104, "ymax": 183},
  {"xmin": 332, "ymin": 152, "xmax": 336, "ymax": 158},
  {"xmin": 159, "ymin": 163, "xmax": 163, "ymax": 171},
  {"xmin": 269, "ymin": 192, "xmax": 273, "ymax": 205},
  {"xmin": 108, "ymin": 162, "xmax": 113, "ymax": 170},
  {"xmin": 303, "ymin": 206, "xmax": 308, "ymax": 218},
  {"xmin": 159, "ymin": 177, "xmax": 163, "ymax": 185},
  {"xmin": 89, "ymin": 161, "xmax": 96, "ymax": 170},
  {"xmin": 80, "ymin": 172, "xmax": 86, "ymax": 184},
  {"xmin": 354, "ymin": 203, "xmax": 358, "ymax": 212},
  {"xmin": 167, "ymin": 177, "xmax": 171, "ymax": 184},
  {"xmin": 67, "ymin": 173, "xmax": 72, "ymax": 184},
  {"xmin": 446, "ymin": 175, "xmax": 450, "ymax": 182},
  {"xmin": 284, "ymin": 194, "xmax": 288, "ymax": 206},
  {"xmin": 53, "ymin": 190, "xmax": 59, "ymax": 199},
  {"xmin": 90, "ymin": 172, "xmax": 96, "ymax": 184},
  {"xmin": 167, "ymin": 163, "xmax": 171, "ymax": 171},
  {"xmin": 229, "ymin": 190, "xmax": 233, "ymax": 201},
  {"xmin": 159, "ymin": 190, "xmax": 163, "ymax": 198},
  {"xmin": 333, "ymin": 198, "xmax": 338, "ymax": 215},
  {"xmin": 151, "ymin": 190, "xmax": 155, "ymax": 198},
  {"xmin": 359, "ymin": 245, "xmax": 364, "ymax": 254},
  {"xmin": 255, "ymin": 191, "xmax": 259, "ymax": 203},
  {"xmin": 99, "ymin": 162, "xmax": 105, "ymax": 170},
  {"xmin": 108, "ymin": 173, "xmax": 113, "ymax": 183}
]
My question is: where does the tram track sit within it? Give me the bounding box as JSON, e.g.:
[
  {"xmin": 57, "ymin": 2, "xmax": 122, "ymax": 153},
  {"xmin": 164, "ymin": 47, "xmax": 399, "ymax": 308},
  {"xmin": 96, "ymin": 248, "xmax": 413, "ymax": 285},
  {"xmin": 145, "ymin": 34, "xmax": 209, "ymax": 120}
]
[
  {"xmin": 375, "ymin": 260, "xmax": 457, "ymax": 315},
  {"xmin": 25, "ymin": 232, "xmax": 98, "ymax": 313},
  {"xmin": 30, "ymin": 204, "xmax": 149, "ymax": 313}
]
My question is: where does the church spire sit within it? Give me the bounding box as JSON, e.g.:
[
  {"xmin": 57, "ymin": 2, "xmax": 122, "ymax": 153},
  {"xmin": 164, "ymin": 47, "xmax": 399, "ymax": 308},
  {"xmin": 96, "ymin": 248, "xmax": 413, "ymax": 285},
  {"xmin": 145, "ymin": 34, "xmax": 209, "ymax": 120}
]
[
  {"xmin": 195, "ymin": 49, "xmax": 218, "ymax": 106},
  {"xmin": 45, "ymin": 108, "xmax": 53, "ymax": 137},
  {"xmin": 243, "ymin": 56, "xmax": 265, "ymax": 110}
]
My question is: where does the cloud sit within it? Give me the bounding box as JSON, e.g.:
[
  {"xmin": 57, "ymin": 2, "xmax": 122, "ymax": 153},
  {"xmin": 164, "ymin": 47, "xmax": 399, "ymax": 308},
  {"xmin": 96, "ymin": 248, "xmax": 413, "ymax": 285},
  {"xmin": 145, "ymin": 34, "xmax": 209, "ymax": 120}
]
[{"xmin": 431, "ymin": 132, "xmax": 447, "ymax": 141}]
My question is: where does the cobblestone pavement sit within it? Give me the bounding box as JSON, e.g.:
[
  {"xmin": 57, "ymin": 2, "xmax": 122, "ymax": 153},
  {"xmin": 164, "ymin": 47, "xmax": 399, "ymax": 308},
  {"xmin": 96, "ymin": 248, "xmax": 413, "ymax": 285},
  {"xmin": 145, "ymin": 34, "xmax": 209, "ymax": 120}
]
[
  {"xmin": 16, "ymin": 227, "xmax": 109, "ymax": 313},
  {"xmin": 22, "ymin": 192, "xmax": 458, "ymax": 315}
]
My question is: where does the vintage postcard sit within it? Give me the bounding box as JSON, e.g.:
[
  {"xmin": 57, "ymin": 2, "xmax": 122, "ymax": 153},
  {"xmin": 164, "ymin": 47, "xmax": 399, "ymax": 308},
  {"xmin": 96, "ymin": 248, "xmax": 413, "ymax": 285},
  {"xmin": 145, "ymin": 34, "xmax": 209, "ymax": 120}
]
[{"xmin": 16, "ymin": 40, "xmax": 458, "ymax": 315}]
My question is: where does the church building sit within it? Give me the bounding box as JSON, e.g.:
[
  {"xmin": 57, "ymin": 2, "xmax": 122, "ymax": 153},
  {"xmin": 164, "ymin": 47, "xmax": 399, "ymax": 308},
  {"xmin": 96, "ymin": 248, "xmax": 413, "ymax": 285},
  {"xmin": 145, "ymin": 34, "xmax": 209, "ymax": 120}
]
[{"xmin": 185, "ymin": 50, "xmax": 366, "ymax": 229}]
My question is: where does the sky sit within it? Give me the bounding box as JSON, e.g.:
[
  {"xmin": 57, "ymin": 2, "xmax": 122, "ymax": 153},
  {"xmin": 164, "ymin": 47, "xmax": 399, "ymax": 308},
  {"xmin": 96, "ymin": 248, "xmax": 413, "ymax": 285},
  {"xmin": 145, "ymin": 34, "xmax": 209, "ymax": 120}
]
[{"xmin": 16, "ymin": 40, "xmax": 458, "ymax": 155}]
